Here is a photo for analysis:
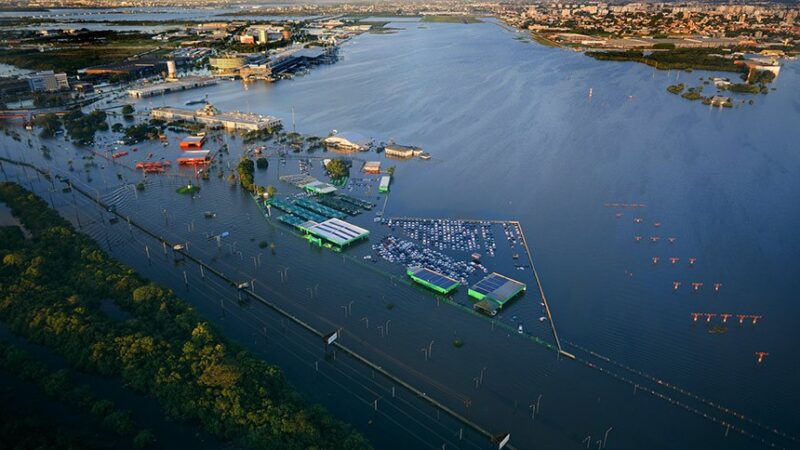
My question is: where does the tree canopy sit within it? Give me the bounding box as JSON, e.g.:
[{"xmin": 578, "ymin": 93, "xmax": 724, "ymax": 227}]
[{"xmin": 0, "ymin": 182, "xmax": 371, "ymax": 450}]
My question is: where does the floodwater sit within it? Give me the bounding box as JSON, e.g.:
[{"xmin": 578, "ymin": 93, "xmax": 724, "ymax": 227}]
[{"xmin": 1, "ymin": 17, "xmax": 799, "ymax": 450}]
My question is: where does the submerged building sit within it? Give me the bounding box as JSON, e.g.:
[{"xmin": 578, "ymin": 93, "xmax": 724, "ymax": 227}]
[
  {"xmin": 300, "ymin": 218, "xmax": 369, "ymax": 250},
  {"xmin": 151, "ymin": 103, "xmax": 281, "ymax": 132},
  {"xmin": 407, "ymin": 267, "xmax": 459, "ymax": 294},
  {"xmin": 384, "ymin": 143, "xmax": 423, "ymax": 158},
  {"xmin": 324, "ymin": 131, "xmax": 372, "ymax": 152},
  {"xmin": 469, "ymin": 273, "xmax": 526, "ymax": 316}
]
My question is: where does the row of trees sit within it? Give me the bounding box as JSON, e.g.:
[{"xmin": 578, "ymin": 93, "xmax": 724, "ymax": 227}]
[
  {"xmin": 34, "ymin": 109, "xmax": 109, "ymax": 144},
  {"xmin": 586, "ymin": 49, "xmax": 745, "ymax": 73},
  {"xmin": 0, "ymin": 182, "xmax": 370, "ymax": 450},
  {"xmin": 236, "ymin": 157, "xmax": 277, "ymax": 197}
]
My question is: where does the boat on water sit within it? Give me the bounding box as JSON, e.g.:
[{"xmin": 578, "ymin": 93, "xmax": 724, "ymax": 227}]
[
  {"xmin": 518, "ymin": 324, "xmax": 524, "ymax": 334},
  {"xmin": 185, "ymin": 98, "xmax": 207, "ymax": 106},
  {"xmin": 204, "ymin": 211, "xmax": 216, "ymax": 218},
  {"xmin": 112, "ymin": 151, "xmax": 128, "ymax": 158}
]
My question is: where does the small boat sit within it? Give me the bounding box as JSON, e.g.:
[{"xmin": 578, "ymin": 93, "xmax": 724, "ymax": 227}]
[
  {"xmin": 517, "ymin": 324, "xmax": 524, "ymax": 334},
  {"xmin": 539, "ymin": 316, "xmax": 547, "ymax": 322},
  {"xmin": 185, "ymin": 98, "xmax": 207, "ymax": 106},
  {"xmin": 204, "ymin": 211, "xmax": 216, "ymax": 218},
  {"xmin": 112, "ymin": 151, "xmax": 128, "ymax": 158}
]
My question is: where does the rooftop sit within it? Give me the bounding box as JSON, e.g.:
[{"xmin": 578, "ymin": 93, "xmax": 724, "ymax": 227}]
[
  {"xmin": 303, "ymin": 218, "xmax": 369, "ymax": 247},
  {"xmin": 469, "ymin": 272, "xmax": 526, "ymax": 306}
]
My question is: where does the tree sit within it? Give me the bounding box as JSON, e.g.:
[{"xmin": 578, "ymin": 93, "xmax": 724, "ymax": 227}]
[
  {"xmin": 122, "ymin": 104, "xmax": 135, "ymax": 118},
  {"xmin": 34, "ymin": 113, "xmax": 62, "ymax": 138},
  {"xmin": 237, "ymin": 158, "xmax": 255, "ymax": 192},
  {"xmin": 326, "ymin": 159, "xmax": 349, "ymax": 180},
  {"xmin": 133, "ymin": 429, "xmax": 156, "ymax": 449},
  {"xmin": 255, "ymin": 157, "xmax": 268, "ymax": 169},
  {"xmin": 266, "ymin": 185, "xmax": 277, "ymax": 198}
]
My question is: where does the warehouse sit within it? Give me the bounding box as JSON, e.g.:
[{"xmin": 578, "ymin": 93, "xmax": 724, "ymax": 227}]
[
  {"xmin": 384, "ymin": 143, "xmax": 423, "ymax": 158},
  {"xmin": 469, "ymin": 272, "xmax": 526, "ymax": 316},
  {"xmin": 300, "ymin": 218, "xmax": 369, "ymax": 249},
  {"xmin": 407, "ymin": 266, "xmax": 459, "ymax": 294}
]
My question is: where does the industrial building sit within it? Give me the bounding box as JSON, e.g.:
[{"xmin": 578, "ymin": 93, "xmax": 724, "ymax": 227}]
[
  {"xmin": 324, "ymin": 131, "xmax": 371, "ymax": 152},
  {"xmin": 363, "ymin": 161, "xmax": 381, "ymax": 174},
  {"xmin": 24, "ymin": 71, "xmax": 69, "ymax": 92},
  {"xmin": 176, "ymin": 150, "xmax": 212, "ymax": 165},
  {"xmin": 469, "ymin": 273, "xmax": 526, "ymax": 316},
  {"xmin": 303, "ymin": 180, "xmax": 338, "ymax": 195},
  {"xmin": 407, "ymin": 267, "xmax": 459, "ymax": 294},
  {"xmin": 150, "ymin": 103, "xmax": 281, "ymax": 132},
  {"xmin": 270, "ymin": 46, "xmax": 330, "ymax": 74},
  {"xmin": 180, "ymin": 134, "xmax": 206, "ymax": 149},
  {"xmin": 300, "ymin": 218, "xmax": 370, "ymax": 249},
  {"xmin": 127, "ymin": 77, "xmax": 217, "ymax": 98}
]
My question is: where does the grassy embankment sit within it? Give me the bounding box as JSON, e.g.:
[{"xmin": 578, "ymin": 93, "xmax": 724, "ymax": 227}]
[
  {"xmin": 420, "ymin": 15, "xmax": 482, "ymax": 24},
  {"xmin": 585, "ymin": 48, "xmax": 746, "ymax": 73}
]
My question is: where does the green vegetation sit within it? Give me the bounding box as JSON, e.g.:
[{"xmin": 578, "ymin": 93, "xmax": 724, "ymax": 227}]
[
  {"xmin": 681, "ymin": 91, "xmax": 703, "ymax": 101},
  {"xmin": 135, "ymin": 182, "xmax": 145, "ymax": 191},
  {"xmin": 0, "ymin": 182, "xmax": 370, "ymax": 449},
  {"xmin": 586, "ymin": 49, "xmax": 745, "ymax": 73},
  {"xmin": 722, "ymin": 83, "xmax": 762, "ymax": 94},
  {"xmin": 0, "ymin": 31, "xmax": 179, "ymax": 75},
  {"xmin": 452, "ymin": 339, "xmax": 464, "ymax": 348},
  {"xmin": 666, "ymin": 83, "xmax": 685, "ymax": 94},
  {"xmin": 176, "ymin": 184, "xmax": 201, "ymax": 195},
  {"xmin": 266, "ymin": 185, "xmax": 277, "ymax": 198},
  {"xmin": 420, "ymin": 15, "xmax": 482, "ymax": 24},
  {"xmin": 34, "ymin": 112, "xmax": 62, "ymax": 138},
  {"xmin": 237, "ymin": 157, "xmax": 255, "ymax": 192},
  {"xmin": 242, "ymin": 125, "xmax": 282, "ymax": 144},
  {"xmin": 325, "ymin": 159, "xmax": 349, "ymax": 180},
  {"xmin": 652, "ymin": 43, "xmax": 676, "ymax": 50},
  {"xmin": 123, "ymin": 122, "xmax": 160, "ymax": 144},
  {"xmin": 0, "ymin": 341, "xmax": 143, "ymax": 443},
  {"xmin": 255, "ymin": 157, "xmax": 268, "ymax": 169},
  {"xmin": 62, "ymin": 109, "xmax": 109, "ymax": 145},
  {"xmin": 0, "ymin": 389, "xmax": 122, "ymax": 450},
  {"xmin": 749, "ymin": 70, "xmax": 776, "ymax": 85},
  {"xmin": 122, "ymin": 104, "xmax": 135, "ymax": 119}
]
